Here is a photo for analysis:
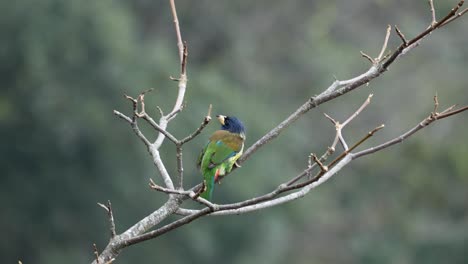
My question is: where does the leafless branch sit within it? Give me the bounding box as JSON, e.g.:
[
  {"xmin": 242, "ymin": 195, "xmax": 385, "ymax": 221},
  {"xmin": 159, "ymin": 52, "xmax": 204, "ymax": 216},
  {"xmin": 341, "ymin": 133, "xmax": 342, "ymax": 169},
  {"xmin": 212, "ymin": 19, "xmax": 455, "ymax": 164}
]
[
  {"xmin": 176, "ymin": 98, "xmax": 463, "ymax": 219},
  {"xmin": 179, "ymin": 99, "xmax": 385, "ymax": 218},
  {"xmin": 238, "ymin": 0, "xmax": 466, "ymax": 168},
  {"xmin": 173, "ymin": 93, "xmax": 464, "ymax": 216},
  {"xmin": 394, "ymin": 25, "xmax": 408, "ymax": 45},
  {"xmin": 377, "ymin": 25, "xmax": 392, "ymax": 61},
  {"xmin": 428, "ymin": 0, "xmax": 437, "ymax": 26},
  {"xmin": 312, "ymin": 153, "xmax": 328, "ymax": 172},
  {"xmin": 343, "ymin": 94, "xmax": 373, "ymax": 127},
  {"xmin": 149, "ymin": 178, "xmax": 185, "ymax": 194},
  {"xmin": 360, "ymin": 51, "xmax": 375, "ymax": 64},
  {"xmin": 169, "ymin": 0, "xmax": 184, "ymax": 64},
  {"xmin": 441, "ymin": 7, "xmax": 468, "ymax": 26},
  {"xmin": 166, "ymin": 43, "xmax": 188, "ymax": 123},
  {"xmin": 323, "ymin": 93, "xmax": 374, "ymax": 152},
  {"xmin": 433, "ymin": 93, "xmax": 439, "ymax": 115},
  {"xmin": 113, "ymin": 109, "xmax": 150, "ymax": 147},
  {"xmin": 136, "ymin": 100, "xmax": 464, "ymax": 237},
  {"xmin": 127, "ymin": 91, "xmax": 180, "ymax": 144},
  {"xmin": 438, "ymin": 105, "xmax": 468, "ymax": 118},
  {"xmin": 179, "ymin": 104, "xmax": 212, "ymax": 145},
  {"xmin": 93, "ymin": 244, "xmax": 100, "ymax": 264},
  {"xmin": 156, "ymin": 105, "xmax": 164, "ymax": 117},
  {"xmin": 354, "ymin": 99, "xmax": 468, "ymax": 159},
  {"xmin": 93, "ymin": 1, "xmax": 467, "ymax": 263},
  {"xmin": 97, "ymin": 200, "xmax": 116, "ymax": 238},
  {"xmin": 391, "ymin": 0, "xmax": 465, "ymax": 56}
]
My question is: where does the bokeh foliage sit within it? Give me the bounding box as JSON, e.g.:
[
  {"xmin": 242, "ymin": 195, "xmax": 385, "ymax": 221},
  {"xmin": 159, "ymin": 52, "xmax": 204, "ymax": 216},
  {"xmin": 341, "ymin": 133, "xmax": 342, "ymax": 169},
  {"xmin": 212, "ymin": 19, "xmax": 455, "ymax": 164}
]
[{"xmin": 1, "ymin": 0, "xmax": 467, "ymax": 263}]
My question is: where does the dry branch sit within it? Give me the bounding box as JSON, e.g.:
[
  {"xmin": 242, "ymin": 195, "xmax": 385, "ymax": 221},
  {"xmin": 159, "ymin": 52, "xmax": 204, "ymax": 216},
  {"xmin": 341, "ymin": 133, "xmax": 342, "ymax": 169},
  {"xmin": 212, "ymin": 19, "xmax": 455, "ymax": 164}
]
[
  {"xmin": 428, "ymin": 0, "xmax": 437, "ymax": 26},
  {"xmin": 93, "ymin": 1, "xmax": 467, "ymax": 263},
  {"xmin": 97, "ymin": 200, "xmax": 116, "ymax": 238},
  {"xmin": 238, "ymin": 0, "xmax": 466, "ymax": 168}
]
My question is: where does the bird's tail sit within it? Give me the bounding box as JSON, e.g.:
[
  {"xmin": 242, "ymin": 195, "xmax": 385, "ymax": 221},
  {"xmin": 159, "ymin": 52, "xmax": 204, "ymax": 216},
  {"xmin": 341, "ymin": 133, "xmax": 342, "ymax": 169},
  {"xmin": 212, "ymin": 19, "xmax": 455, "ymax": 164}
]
[{"xmin": 200, "ymin": 169, "xmax": 217, "ymax": 200}]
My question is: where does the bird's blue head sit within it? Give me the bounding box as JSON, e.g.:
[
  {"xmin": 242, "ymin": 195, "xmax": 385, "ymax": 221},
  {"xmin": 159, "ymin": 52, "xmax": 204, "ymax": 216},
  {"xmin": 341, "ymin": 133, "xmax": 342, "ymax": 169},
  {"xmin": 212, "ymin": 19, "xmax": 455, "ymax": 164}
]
[{"xmin": 217, "ymin": 115, "xmax": 246, "ymax": 136}]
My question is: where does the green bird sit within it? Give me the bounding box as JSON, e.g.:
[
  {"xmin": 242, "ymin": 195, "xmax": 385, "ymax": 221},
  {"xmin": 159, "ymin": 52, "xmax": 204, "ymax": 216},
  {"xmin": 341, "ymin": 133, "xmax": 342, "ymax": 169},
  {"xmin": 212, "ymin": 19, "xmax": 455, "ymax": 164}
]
[{"xmin": 197, "ymin": 115, "xmax": 246, "ymax": 200}]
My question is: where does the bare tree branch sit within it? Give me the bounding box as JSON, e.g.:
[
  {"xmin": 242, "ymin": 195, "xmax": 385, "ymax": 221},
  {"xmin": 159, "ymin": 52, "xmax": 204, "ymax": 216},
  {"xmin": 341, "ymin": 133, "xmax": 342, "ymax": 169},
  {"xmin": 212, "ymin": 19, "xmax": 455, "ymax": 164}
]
[
  {"xmin": 93, "ymin": 244, "xmax": 100, "ymax": 264},
  {"xmin": 394, "ymin": 25, "xmax": 408, "ymax": 45},
  {"xmin": 440, "ymin": 7, "xmax": 468, "ymax": 26},
  {"xmin": 113, "ymin": 110, "xmax": 150, "ymax": 147},
  {"xmin": 177, "ymin": 98, "xmax": 465, "ymax": 218},
  {"xmin": 236, "ymin": 0, "xmax": 466, "ymax": 170},
  {"xmin": 169, "ymin": 0, "xmax": 184, "ymax": 65},
  {"xmin": 354, "ymin": 103, "xmax": 468, "ymax": 159},
  {"xmin": 360, "ymin": 51, "xmax": 375, "ymax": 64},
  {"xmin": 428, "ymin": 0, "xmax": 437, "ymax": 26},
  {"xmin": 93, "ymin": 1, "xmax": 467, "ymax": 263},
  {"xmin": 97, "ymin": 200, "xmax": 116, "ymax": 238},
  {"xmin": 377, "ymin": 25, "xmax": 392, "ymax": 62},
  {"xmin": 179, "ymin": 104, "xmax": 212, "ymax": 145}
]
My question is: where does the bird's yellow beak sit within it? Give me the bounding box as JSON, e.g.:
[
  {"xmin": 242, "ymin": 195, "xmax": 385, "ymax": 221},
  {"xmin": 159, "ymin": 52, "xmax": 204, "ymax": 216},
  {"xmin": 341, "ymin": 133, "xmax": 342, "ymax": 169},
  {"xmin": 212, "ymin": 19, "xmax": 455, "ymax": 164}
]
[{"xmin": 216, "ymin": 115, "xmax": 226, "ymax": 125}]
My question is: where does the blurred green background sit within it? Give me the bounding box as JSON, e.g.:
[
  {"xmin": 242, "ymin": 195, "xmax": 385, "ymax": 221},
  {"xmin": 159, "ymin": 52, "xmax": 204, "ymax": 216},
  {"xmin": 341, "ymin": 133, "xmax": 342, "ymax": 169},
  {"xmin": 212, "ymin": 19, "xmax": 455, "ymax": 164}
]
[{"xmin": 1, "ymin": 0, "xmax": 468, "ymax": 263}]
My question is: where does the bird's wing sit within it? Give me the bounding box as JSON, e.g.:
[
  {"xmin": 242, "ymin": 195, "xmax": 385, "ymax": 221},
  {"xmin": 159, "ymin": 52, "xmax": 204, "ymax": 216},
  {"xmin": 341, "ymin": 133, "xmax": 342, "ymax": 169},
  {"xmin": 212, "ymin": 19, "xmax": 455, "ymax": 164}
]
[
  {"xmin": 197, "ymin": 141, "xmax": 209, "ymax": 169},
  {"xmin": 208, "ymin": 131, "xmax": 244, "ymax": 167},
  {"xmin": 210, "ymin": 140, "xmax": 239, "ymax": 166}
]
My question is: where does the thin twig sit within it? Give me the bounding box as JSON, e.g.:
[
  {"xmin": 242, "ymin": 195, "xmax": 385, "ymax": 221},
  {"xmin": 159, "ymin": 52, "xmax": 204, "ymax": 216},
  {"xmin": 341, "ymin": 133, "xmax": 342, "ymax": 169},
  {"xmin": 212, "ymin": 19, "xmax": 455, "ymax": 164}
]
[
  {"xmin": 355, "ymin": 100, "xmax": 467, "ymax": 159},
  {"xmin": 179, "ymin": 104, "xmax": 213, "ymax": 145},
  {"xmin": 394, "ymin": 25, "xmax": 408, "ymax": 46},
  {"xmin": 149, "ymin": 178, "xmax": 186, "ymax": 194},
  {"xmin": 377, "ymin": 25, "xmax": 392, "ymax": 61},
  {"xmin": 286, "ymin": 124, "xmax": 385, "ymax": 192},
  {"xmin": 440, "ymin": 7, "xmax": 468, "ymax": 26},
  {"xmin": 428, "ymin": 0, "xmax": 437, "ymax": 26},
  {"xmin": 156, "ymin": 106, "xmax": 164, "ymax": 117},
  {"xmin": 113, "ymin": 110, "xmax": 132, "ymax": 123},
  {"xmin": 97, "ymin": 201, "xmax": 117, "ymax": 238},
  {"xmin": 328, "ymin": 124, "xmax": 385, "ymax": 168},
  {"xmin": 113, "ymin": 110, "xmax": 151, "ymax": 147},
  {"xmin": 144, "ymin": 114, "xmax": 179, "ymax": 144},
  {"xmin": 323, "ymin": 112, "xmax": 338, "ymax": 125},
  {"xmin": 149, "ymin": 178, "xmax": 210, "ymax": 208},
  {"xmin": 433, "ymin": 93, "xmax": 439, "ymax": 115},
  {"xmin": 288, "ymin": 94, "xmax": 374, "ymax": 187},
  {"xmin": 408, "ymin": 0, "xmax": 464, "ymax": 47},
  {"xmin": 342, "ymin": 94, "xmax": 373, "ymax": 127},
  {"xmin": 437, "ymin": 105, "xmax": 468, "ymax": 119},
  {"xmin": 93, "ymin": 244, "xmax": 100, "ymax": 264},
  {"xmin": 312, "ymin": 153, "xmax": 328, "ymax": 172},
  {"xmin": 338, "ymin": 133, "xmax": 349, "ymax": 151},
  {"xmin": 169, "ymin": 0, "xmax": 184, "ymax": 64},
  {"xmin": 360, "ymin": 51, "xmax": 375, "ymax": 64},
  {"xmin": 130, "ymin": 91, "xmax": 179, "ymax": 144}
]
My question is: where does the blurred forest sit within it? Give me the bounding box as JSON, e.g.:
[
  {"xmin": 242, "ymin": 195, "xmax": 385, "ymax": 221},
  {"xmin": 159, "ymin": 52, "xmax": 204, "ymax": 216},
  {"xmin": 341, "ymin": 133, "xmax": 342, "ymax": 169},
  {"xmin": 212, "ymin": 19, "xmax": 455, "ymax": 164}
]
[{"xmin": 1, "ymin": 0, "xmax": 468, "ymax": 263}]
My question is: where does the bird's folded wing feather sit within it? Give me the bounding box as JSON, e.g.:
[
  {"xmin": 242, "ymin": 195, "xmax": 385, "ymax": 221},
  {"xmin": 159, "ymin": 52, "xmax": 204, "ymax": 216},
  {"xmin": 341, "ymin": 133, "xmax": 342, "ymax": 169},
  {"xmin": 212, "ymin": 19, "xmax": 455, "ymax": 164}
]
[{"xmin": 207, "ymin": 130, "xmax": 244, "ymax": 167}]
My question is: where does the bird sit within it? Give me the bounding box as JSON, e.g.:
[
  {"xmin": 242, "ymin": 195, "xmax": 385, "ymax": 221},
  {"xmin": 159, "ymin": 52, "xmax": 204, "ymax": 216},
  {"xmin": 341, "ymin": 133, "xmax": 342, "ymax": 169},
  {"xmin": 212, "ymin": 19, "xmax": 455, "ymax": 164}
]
[{"xmin": 197, "ymin": 114, "xmax": 246, "ymax": 200}]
